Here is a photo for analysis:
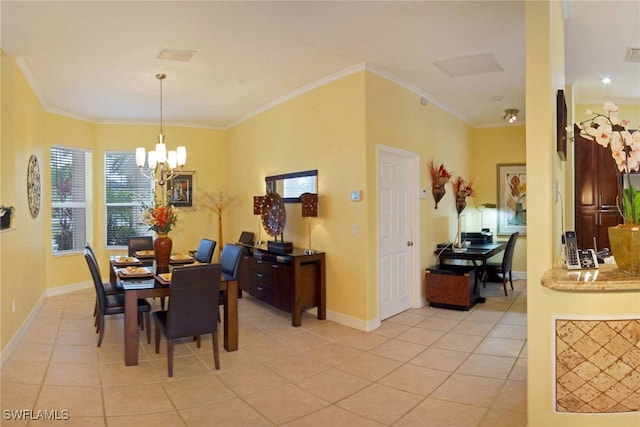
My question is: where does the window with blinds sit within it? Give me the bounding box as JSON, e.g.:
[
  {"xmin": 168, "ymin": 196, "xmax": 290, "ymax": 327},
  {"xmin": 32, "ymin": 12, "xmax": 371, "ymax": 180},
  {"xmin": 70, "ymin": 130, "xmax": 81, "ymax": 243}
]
[
  {"xmin": 51, "ymin": 147, "xmax": 92, "ymax": 253},
  {"xmin": 105, "ymin": 152, "xmax": 154, "ymax": 247}
]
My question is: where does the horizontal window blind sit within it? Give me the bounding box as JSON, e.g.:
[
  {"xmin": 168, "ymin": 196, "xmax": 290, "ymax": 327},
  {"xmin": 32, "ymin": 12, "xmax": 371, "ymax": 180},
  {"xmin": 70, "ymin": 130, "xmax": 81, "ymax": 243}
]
[
  {"xmin": 51, "ymin": 147, "xmax": 91, "ymax": 253},
  {"xmin": 105, "ymin": 152, "xmax": 153, "ymax": 247}
]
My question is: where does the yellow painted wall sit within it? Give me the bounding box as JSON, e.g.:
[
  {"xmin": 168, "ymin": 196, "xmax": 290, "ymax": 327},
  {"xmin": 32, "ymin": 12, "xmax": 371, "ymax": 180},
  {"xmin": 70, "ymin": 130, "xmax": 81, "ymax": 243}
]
[
  {"xmin": 1, "ymin": 54, "xmax": 48, "ymax": 349},
  {"xmin": 226, "ymin": 71, "xmax": 370, "ymax": 323},
  {"xmin": 472, "ymin": 126, "xmax": 527, "ymax": 272}
]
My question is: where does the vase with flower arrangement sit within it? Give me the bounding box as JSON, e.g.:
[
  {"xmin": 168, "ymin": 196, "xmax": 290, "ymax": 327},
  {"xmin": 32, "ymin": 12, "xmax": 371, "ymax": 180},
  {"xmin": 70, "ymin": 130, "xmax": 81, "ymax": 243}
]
[
  {"xmin": 428, "ymin": 160, "xmax": 452, "ymax": 209},
  {"xmin": 452, "ymin": 176, "xmax": 476, "ymax": 249},
  {"xmin": 574, "ymin": 102, "xmax": 640, "ymax": 275},
  {"xmin": 141, "ymin": 199, "xmax": 179, "ymax": 271}
]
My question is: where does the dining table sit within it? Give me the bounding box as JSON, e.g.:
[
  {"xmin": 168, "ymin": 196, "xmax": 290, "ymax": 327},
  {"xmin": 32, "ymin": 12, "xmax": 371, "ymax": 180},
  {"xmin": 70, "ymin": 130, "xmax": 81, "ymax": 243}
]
[
  {"xmin": 435, "ymin": 242, "xmax": 506, "ymax": 289},
  {"xmin": 110, "ymin": 255, "xmax": 239, "ymax": 366}
]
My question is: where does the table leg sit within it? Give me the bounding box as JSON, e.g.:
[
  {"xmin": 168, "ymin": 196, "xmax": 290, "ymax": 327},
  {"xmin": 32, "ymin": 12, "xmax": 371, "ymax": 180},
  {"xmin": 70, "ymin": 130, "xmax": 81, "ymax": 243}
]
[
  {"xmin": 124, "ymin": 290, "xmax": 139, "ymax": 366},
  {"xmin": 223, "ymin": 280, "xmax": 238, "ymax": 351},
  {"xmin": 318, "ymin": 258, "xmax": 326, "ymax": 320}
]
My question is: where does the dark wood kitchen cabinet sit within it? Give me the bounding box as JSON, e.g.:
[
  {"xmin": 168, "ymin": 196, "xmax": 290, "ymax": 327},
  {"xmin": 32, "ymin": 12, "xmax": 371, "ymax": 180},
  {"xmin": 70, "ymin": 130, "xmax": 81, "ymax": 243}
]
[{"xmin": 574, "ymin": 128, "xmax": 622, "ymax": 249}]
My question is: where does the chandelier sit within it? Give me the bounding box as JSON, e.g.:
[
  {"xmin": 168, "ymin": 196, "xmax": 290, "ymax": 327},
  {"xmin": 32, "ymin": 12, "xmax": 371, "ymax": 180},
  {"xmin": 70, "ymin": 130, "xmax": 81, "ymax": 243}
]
[{"xmin": 135, "ymin": 73, "xmax": 186, "ymax": 186}]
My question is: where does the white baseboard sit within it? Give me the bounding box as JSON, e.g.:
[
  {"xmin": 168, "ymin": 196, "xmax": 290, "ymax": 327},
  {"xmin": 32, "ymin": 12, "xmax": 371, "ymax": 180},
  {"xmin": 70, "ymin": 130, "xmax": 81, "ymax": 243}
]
[
  {"xmin": 1, "ymin": 281, "xmax": 92, "ymax": 366},
  {"xmin": 0, "ymin": 291, "xmax": 46, "ymax": 367}
]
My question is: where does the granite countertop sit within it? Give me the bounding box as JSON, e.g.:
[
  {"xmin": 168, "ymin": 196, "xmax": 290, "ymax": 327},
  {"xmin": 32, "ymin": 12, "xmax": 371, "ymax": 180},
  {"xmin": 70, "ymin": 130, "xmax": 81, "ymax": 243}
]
[{"xmin": 541, "ymin": 264, "xmax": 640, "ymax": 291}]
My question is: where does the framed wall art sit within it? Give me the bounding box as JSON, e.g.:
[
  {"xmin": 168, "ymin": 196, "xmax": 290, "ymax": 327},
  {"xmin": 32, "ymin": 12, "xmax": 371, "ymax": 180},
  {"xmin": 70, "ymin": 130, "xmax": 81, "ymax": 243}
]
[
  {"xmin": 497, "ymin": 163, "xmax": 526, "ymax": 236},
  {"xmin": 557, "ymin": 89, "xmax": 567, "ymax": 161},
  {"xmin": 169, "ymin": 172, "xmax": 194, "ymax": 207}
]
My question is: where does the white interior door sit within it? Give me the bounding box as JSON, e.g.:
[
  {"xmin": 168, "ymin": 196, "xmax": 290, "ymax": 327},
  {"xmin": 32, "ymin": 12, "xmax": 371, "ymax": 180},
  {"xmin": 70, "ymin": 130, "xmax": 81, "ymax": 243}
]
[{"xmin": 378, "ymin": 147, "xmax": 417, "ymax": 320}]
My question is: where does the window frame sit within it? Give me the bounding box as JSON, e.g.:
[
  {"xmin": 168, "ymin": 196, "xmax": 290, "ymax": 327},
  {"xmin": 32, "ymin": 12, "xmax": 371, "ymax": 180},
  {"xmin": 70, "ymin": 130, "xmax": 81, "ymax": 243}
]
[
  {"xmin": 50, "ymin": 145, "xmax": 92, "ymax": 255},
  {"xmin": 104, "ymin": 151, "xmax": 154, "ymax": 249}
]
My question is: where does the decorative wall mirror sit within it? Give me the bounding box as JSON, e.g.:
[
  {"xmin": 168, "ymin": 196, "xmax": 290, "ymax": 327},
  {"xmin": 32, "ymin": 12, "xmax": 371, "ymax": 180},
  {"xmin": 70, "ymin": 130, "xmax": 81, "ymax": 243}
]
[{"xmin": 265, "ymin": 169, "xmax": 318, "ymax": 203}]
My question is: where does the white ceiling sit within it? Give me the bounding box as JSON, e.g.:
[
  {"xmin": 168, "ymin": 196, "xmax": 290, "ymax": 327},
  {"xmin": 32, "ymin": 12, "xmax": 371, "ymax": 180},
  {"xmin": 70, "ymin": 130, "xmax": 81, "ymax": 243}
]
[{"xmin": 1, "ymin": 1, "xmax": 639, "ymax": 129}]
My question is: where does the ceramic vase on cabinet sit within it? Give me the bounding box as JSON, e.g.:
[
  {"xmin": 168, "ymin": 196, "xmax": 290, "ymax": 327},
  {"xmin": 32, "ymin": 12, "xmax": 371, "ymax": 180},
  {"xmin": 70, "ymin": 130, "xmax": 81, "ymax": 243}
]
[
  {"xmin": 154, "ymin": 234, "xmax": 172, "ymax": 271},
  {"xmin": 608, "ymin": 226, "xmax": 640, "ymax": 276}
]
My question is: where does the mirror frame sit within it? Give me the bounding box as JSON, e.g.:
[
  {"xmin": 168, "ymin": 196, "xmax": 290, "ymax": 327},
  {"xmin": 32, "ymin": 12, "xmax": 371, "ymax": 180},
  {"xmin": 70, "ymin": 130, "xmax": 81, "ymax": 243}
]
[{"xmin": 265, "ymin": 169, "xmax": 318, "ymax": 203}]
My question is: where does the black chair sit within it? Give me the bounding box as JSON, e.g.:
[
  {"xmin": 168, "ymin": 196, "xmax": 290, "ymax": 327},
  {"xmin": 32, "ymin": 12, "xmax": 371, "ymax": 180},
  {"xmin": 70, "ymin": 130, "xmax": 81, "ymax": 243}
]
[
  {"xmin": 84, "ymin": 249, "xmax": 152, "ymax": 346},
  {"xmin": 486, "ymin": 232, "xmax": 519, "ymax": 296},
  {"xmin": 128, "ymin": 236, "xmax": 153, "ymax": 257},
  {"xmin": 153, "ymin": 263, "xmax": 222, "ymax": 377},
  {"xmin": 194, "ymin": 238, "xmax": 216, "ymax": 263},
  {"xmin": 85, "ymin": 243, "xmax": 122, "ymax": 320}
]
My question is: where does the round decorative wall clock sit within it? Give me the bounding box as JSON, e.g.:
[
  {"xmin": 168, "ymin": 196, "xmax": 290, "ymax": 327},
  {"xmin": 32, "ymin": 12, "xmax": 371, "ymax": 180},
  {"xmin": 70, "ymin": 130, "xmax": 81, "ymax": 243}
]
[
  {"xmin": 260, "ymin": 192, "xmax": 286, "ymax": 237},
  {"xmin": 27, "ymin": 154, "xmax": 41, "ymax": 218}
]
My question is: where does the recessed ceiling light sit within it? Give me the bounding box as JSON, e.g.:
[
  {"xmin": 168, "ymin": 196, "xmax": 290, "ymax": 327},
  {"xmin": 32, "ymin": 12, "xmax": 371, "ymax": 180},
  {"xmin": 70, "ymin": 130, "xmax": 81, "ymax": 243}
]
[
  {"xmin": 601, "ymin": 77, "xmax": 612, "ymax": 85},
  {"xmin": 492, "ymin": 96, "xmax": 504, "ymax": 102}
]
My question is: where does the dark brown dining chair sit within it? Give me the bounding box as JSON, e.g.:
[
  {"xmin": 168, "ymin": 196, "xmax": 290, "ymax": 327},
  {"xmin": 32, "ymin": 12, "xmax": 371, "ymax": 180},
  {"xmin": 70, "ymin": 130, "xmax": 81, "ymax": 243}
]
[
  {"xmin": 84, "ymin": 249, "xmax": 152, "ymax": 346},
  {"xmin": 128, "ymin": 236, "xmax": 153, "ymax": 257},
  {"xmin": 486, "ymin": 232, "xmax": 519, "ymax": 296},
  {"xmin": 194, "ymin": 238, "xmax": 216, "ymax": 263},
  {"xmin": 86, "ymin": 243, "xmax": 124, "ymax": 327},
  {"xmin": 152, "ymin": 263, "xmax": 222, "ymax": 377}
]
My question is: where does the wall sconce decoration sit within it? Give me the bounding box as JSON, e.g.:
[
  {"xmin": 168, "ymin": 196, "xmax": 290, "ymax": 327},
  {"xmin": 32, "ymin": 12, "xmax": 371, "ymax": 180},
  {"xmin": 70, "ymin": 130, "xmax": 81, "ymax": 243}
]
[
  {"xmin": 0, "ymin": 205, "xmax": 14, "ymax": 230},
  {"xmin": 428, "ymin": 160, "xmax": 451, "ymax": 209},
  {"xmin": 301, "ymin": 192, "xmax": 318, "ymax": 254},
  {"xmin": 253, "ymin": 195, "xmax": 264, "ymax": 244}
]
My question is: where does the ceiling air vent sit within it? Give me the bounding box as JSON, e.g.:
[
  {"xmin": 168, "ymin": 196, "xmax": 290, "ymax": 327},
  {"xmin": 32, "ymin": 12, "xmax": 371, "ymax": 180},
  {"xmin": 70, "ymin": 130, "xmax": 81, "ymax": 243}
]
[
  {"xmin": 157, "ymin": 48, "xmax": 196, "ymax": 62},
  {"xmin": 624, "ymin": 47, "xmax": 640, "ymax": 63}
]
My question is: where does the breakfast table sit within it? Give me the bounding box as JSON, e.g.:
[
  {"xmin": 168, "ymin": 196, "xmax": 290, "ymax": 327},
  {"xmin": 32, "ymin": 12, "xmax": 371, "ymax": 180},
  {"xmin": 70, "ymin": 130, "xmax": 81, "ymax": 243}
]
[{"xmin": 110, "ymin": 255, "xmax": 239, "ymax": 366}]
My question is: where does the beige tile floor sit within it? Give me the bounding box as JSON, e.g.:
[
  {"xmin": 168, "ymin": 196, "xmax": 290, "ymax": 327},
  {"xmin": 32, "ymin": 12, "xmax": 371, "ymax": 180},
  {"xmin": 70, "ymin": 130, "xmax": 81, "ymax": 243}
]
[{"xmin": 1, "ymin": 280, "xmax": 527, "ymax": 426}]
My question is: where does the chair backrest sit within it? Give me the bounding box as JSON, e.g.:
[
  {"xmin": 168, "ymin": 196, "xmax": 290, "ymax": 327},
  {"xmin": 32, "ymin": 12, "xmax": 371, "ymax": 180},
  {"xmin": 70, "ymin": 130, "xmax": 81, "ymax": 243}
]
[
  {"xmin": 194, "ymin": 238, "xmax": 216, "ymax": 263},
  {"xmin": 85, "ymin": 243, "xmax": 101, "ymax": 275},
  {"xmin": 238, "ymin": 231, "xmax": 254, "ymax": 246},
  {"xmin": 167, "ymin": 263, "xmax": 222, "ymax": 339},
  {"xmin": 502, "ymin": 232, "xmax": 519, "ymax": 272},
  {"xmin": 84, "ymin": 249, "xmax": 107, "ymax": 312},
  {"xmin": 219, "ymin": 244, "xmax": 245, "ymax": 280},
  {"xmin": 128, "ymin": 236, "xmax": 153, "ymax": 257}
]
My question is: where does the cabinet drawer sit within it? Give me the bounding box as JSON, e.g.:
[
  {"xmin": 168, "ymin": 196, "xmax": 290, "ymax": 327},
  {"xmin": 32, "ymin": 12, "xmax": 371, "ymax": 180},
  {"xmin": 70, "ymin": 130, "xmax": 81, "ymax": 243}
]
[
  {"xmin": 251, "ymin": 258, "xmax": 274, "ymax": 274},
  {"xmin": 251, "ymin": 282, "xmax": 273, "ymax": 303},
  {"xmin": 250, "ymin": 269, "xmax": 272, "ymax": 286}
]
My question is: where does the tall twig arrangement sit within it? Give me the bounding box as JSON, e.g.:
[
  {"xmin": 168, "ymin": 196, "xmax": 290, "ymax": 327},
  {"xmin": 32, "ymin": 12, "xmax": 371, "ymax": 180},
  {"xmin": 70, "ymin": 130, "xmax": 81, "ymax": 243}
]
[{"xmin": 199, "ymin": 187, "xmax": 240, "ymax": 260}]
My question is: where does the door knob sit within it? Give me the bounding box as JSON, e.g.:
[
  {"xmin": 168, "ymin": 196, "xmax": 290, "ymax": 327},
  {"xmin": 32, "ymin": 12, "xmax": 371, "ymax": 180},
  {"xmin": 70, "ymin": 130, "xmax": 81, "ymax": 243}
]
[{"xmin": 407, "ymin": 241, "xmax": 414, "ymax": 246}]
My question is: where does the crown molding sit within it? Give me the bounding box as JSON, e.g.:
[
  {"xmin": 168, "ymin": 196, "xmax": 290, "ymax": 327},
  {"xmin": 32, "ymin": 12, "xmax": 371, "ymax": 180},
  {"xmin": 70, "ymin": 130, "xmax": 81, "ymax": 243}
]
[{"xmin": 226, "ymin": 63, "xmax": 367, "ymax": 129}]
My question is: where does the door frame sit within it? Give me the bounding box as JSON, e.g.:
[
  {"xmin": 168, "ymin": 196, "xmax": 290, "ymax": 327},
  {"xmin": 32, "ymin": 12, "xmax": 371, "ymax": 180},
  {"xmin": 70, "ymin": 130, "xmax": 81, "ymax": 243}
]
[{"xmin": 376, "ymin": 144, "xmax": 422, "ymax": 322}]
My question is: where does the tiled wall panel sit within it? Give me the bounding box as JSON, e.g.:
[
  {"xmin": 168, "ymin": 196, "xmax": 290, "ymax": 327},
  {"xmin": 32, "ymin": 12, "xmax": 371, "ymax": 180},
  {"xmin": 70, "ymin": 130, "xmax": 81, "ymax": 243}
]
[{"xmin": 555, "ymin": 318, "xmax": 640, "ymax": 413}]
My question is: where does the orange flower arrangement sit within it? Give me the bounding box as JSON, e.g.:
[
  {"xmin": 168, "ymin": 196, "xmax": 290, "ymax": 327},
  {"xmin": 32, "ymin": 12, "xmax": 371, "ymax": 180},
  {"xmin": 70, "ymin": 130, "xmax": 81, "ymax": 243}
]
[{"xmin": 141, "ymin": 200, "xmax": 178, "ymax": 235}]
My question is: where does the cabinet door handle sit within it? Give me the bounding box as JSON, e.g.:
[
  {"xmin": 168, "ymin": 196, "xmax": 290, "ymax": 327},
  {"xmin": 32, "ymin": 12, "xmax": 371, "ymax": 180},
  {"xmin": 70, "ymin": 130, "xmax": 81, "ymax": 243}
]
[
  {"xmin": 256, "ymin": 260, "xmax": 263, "ymax": 264},
  {"xmin": 256, "ymin": 273, "xmax": 263, "ymax": 278},
  {"xmin": 272, "ymin": 264, "xmax": 279, "ymax": 269},
  {"xmin": 257, "ymin": 286, "xmax": 263, "ymax": 292}
]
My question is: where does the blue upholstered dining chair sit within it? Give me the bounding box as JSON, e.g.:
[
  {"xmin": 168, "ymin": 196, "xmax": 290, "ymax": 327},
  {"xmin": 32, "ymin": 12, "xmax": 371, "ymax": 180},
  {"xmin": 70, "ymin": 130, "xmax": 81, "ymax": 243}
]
[{"xmin": 194, "ymin": 238, "xmax": 216, "ymax": 263}]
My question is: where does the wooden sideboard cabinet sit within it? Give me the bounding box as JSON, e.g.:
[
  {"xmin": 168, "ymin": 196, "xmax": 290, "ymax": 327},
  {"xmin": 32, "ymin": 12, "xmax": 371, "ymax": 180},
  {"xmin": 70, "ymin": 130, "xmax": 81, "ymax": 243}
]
[{"xmin": 239, "ymin": 247, "xmax": 326, "ymax": 326}]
